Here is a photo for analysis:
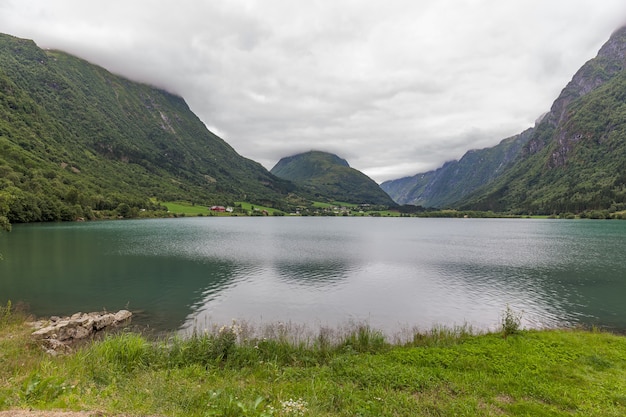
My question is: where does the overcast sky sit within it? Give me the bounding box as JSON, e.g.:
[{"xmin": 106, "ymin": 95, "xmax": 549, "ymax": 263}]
[{"xmin": 1, "ymin": 1, "xmax": 626, "ymax": 182}]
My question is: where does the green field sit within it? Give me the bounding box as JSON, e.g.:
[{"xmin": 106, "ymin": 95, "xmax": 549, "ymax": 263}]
[
  {"xmin": 235, "ymin": 202, "xmax": 285, "ymax": 215},
  {"xmin": 1, "ymin": 303, "xmax": 625, "ymax": 416},
  {"xmin": 310, "ymin": 201, "xmax": 401, "ymax": 217},
  {"xmin": 162, "ymin": 201, "xmax": 211, "ymax": 216},
  {"xmin": 312, "ymin": 201, "xmax": 358, "ymax": 209},
  {"xmin": 161, "ymin": 201, "xmax": 285, "ymax": 216}
]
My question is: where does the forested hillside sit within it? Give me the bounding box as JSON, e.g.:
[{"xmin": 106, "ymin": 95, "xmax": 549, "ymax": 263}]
[
  {"xmin": 460, "ymin": 25, "xmax": 626, "ymax": 215},
  {"xmin": 384, "ymin": 25, "xmax": 626, "ymax": 216},
  {"xmin": 381, "ymin": 128, "xmax": 534, "ymax": 208},
  {"xmin": 0, "ymin": 33, "xmax": 295, "ymax": 225},
  {"xmin": 271, "ymin": 151, "xmax": 396, "ymax": 206}
]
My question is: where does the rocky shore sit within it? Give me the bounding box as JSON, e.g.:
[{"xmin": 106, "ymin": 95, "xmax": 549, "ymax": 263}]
[{"xmin": 29, "ymin": 310, "xmax": 132, "ymax": 354}]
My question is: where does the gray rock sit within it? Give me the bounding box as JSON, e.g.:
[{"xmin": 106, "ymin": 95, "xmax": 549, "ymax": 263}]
[
  {"xmin": 31, "ymin": 325, "xmax": 58, "ymax": 339},
  {"xmin": 114, "ymin": 310, "xmax": 132, "ymax": 323},
  {"xmin": 92, "ymin": 313, "xmax": 115, "ymax": 330},
  {"xmin": 30, "ymin": 309, "xmax": 133, "ymax": 354}
]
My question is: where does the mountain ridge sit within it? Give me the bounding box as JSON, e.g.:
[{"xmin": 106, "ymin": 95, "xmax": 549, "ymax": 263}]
[
  {"xmin": 383, "ymin": 25, "xmax": 626, "ymax": 215},
  {"xmin": 271, "ymin": 150, "xmax": 395, "ymax": 206},
  {"xmin": 0, "ymin": 33, "xmax": 297, "ymax": 224},
  {"xmin": 460, "ymin": 24, "xmax": 626, "ymax": 214},
  {"xmin": 381, "ymin": 128, "xmax": 534, "ymax": 208}
]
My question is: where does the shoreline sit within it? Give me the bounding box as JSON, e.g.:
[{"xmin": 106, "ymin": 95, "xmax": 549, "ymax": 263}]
[{"xmin": 2, "ymin": 311, "xmax": 625, "ymax": 416}]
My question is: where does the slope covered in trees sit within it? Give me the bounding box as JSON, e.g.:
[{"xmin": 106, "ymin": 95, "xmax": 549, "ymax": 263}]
[
  {"xmin": 460, "ymin": 26, "xmax": 626, "ymax": 215},
  {"xmin": 384, "ymin": 25, "xmax": 626, "ymax": 216},
  {"xmin": 381, "ymin": 128, "xmax": 533, "ymax": 208},
  {"xmin": 271, "ymin": 151, "xmax": 395, "ymax": 206},
  {"xmin": 0, "ymin": 33, "xmax": 295, "ymax": 224}
]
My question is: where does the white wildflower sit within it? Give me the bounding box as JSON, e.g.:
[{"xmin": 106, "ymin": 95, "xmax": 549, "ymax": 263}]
[{"xmin": 280, "ymin": 398, "xmax": 308, "ymax": 416}]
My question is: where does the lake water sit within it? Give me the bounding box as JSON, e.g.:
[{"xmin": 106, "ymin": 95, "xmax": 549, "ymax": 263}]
[{"xmin": 1, "ymin": 217, "xmax": 625, "ymax": 336}]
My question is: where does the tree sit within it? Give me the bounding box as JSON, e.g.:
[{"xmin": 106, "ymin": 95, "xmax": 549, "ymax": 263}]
[
  {"xmin": 116, "ymin": 202, "xmax": 131, "ymax": 218},
  {"xmin": 0, "ymin": 192, "xmax": 11, "ymax": 260},
  {"xmin": 0, "ymin": 191, "xmax": 11, "ymax": 232},
  {"xmin": 0, "ymin": 216, "xmax": 9, "ymax": 232}
]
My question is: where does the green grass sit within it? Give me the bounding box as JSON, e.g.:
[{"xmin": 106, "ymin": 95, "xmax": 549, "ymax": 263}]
[
  {"xmin": 162, "ymin": 201, "xmax": 211, "ymax": 216},
  {"xmin": 364, "ymin": 210, "xmax": 400, "ymax": 217},
  {"xmin": 235, "ymin": 202, "xmax": 285, "ymax": 216},
  {"xmin": 312, "ymin": 201, "xmax": 358, "ymax": 209},
  {"xmin": 311, "ymin": 201, "xmax": 334, "ymax": 209},
  {"xmin": 162, "ymin": 201, "xmax": 287, "ymax": 216},
  {"xmin": 1, "ymin": 307, "xmax": 625, "ymax": 416}
]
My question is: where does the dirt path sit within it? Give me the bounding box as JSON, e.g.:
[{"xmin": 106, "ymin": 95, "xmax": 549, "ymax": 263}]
[
  {"xmin": 0, "ymin": 412, "xmax": 160, "ymax": 417},
  {"xmin": 0, "ymin": 412, "xmax": 95, "ymax": 417}
]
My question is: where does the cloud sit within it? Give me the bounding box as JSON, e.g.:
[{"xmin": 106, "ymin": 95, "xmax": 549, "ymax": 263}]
[{"xmin": 2, "ymin": 0, "xmax": 626, "ymax": 182}]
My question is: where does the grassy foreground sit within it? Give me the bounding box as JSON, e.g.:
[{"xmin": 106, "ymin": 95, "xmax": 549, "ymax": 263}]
[{"xmin": 1, "ymin": 307, "xmax": 625, "ymax": 416}]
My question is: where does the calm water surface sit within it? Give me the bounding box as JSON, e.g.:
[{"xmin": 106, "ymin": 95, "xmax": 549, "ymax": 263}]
[{"xmin": 1, "ymin": 217, "xmax": 625, "ymax": 335}]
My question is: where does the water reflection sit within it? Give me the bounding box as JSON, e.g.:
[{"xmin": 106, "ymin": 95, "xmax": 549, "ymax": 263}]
[
  {"xmin": 0, "ymin": 221, "xmax": 243, "ymax": 330},
  {"xmin": 1, "ymin": 217, "xmax": 625, "ymax": 334},
  {"xmin": 434, "ymin": 261, "xmax": 573, "ymax": 329},
  {"xmin": 274, "ymin": 259, "xmax": 351, "ymax": 287}
]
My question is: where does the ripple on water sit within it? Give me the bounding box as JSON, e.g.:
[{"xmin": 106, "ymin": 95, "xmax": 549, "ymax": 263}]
[{"xmin": 2, "ymin": 217, "xmax": 626, "ymax": 334}]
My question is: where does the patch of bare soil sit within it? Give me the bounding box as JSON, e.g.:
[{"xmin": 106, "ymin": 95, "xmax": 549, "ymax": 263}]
[
  {"xmin": 0, "ymin": 412, "xmax": 95, "ymax": 417},
  {"xmin": 0, "ymin": 412, "xmax": 160, "ymax": 417}
]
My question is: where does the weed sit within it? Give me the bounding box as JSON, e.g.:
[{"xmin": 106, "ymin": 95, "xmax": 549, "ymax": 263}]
[
  {"xmin": 166, "ymin": 333, "xmax": 215, "ymax": 368},
  {"xmin": 213, "ymin": 321, "xmax": 241, "ymax": 360},
  {"xmin": 21, "ymin": 374, "xmax": 69, "ymax": 405},
  {"xmin": 85, "ymin": 332, "xmax": 153, "ymax": 379},
  {"xmin": 0, "ymin": 300, "xmax": 29, "ymax": 329},
  {"xmin": 341, "ymin": 324, "xmax": 387, "ymax": 353},
  {"xmin": 0, "ymin": 300, "xmax": 11, "ymax": 328},
  {"xmin": 205, "ymin": 391, "xmax": 275, "ymax": 417},
  {"xmin": 501, "ymin": 305, "xmax": 523, "ymax": 338},
  {"xmin": 409, "ymin": 324, "xmax": 476, "ymax": 347}
]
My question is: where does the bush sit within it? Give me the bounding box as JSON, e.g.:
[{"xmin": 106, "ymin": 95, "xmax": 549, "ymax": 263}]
[{"xmin": 501, "ymin": 305, "xmax": 522, "ymax": 338}]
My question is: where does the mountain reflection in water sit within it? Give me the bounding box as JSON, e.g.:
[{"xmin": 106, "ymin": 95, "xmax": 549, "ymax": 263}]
[{"xmin": 1, "ymin": 217, "xmax": 625, "ymax": 335}]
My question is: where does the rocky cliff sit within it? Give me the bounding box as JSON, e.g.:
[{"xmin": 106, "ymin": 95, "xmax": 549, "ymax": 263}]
[{"xmin": 384, "ymin": 25, "xmax": 626, "ymax": 215}]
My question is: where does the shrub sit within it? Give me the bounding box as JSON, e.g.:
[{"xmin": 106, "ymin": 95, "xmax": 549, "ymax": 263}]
[{"xmin": 501, "ymin": 305, "xmax": 523, "ymax": 338}]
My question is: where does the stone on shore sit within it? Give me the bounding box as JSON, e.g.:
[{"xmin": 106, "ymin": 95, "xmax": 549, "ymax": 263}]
[{"xmin": 30, "ymin": 310, "xmax": 133, "ymax": 354}]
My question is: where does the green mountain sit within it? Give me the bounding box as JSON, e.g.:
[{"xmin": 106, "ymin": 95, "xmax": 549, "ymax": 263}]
[
  {"xmin": 270, "ymin": 151, "xmax": 395, "ymax": 205},
  {"xmin": 383, "ymin": 25, "xmax": 626, "ymax": 216},
  {"xmin": 460, "ymin": 25, "xmax": 626, "ymax": 215},
  {"xmin": 0, "ymin": 33, "xmax": 296, "ymax": 224},
  {"xmin": 381, "ymin": 128, "xmax": 534, "ymax": 208}
]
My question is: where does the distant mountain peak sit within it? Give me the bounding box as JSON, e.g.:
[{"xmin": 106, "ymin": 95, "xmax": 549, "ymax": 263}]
[
  {"xmin": 271, "ymin": 151, "xmax": 395, "ymax": 206},
  {"xmin": 0, "ymin": 32, "xmax": 296, "ymax": 223},
  {"xmin": 382, "ymin": 24, "xmax": 626, "ymax": 215},
  {"xmin": 544, "ymin": 24, "xmax": 626, "ymax": 132},
  {"xmin": 276, "ymin": 151, "xmax": 350, "ymax": 170}
]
